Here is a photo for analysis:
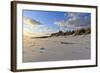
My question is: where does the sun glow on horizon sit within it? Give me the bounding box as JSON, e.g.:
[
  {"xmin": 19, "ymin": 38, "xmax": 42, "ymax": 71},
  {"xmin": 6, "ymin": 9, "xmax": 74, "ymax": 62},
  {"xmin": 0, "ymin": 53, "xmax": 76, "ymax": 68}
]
[
  {"xmin": 23, "ymin": 30, "xmax": 51, "ymax": 37},
  {"xmin": 23, "ymin": 16, "xmax": 52, "ymax": 37}
]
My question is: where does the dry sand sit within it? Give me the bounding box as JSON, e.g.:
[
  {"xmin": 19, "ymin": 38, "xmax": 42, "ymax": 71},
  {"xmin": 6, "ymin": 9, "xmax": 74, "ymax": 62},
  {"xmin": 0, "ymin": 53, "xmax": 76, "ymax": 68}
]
[{"xmin": 23, "ymin": 35, "xmax": 91, "ymax": 63}]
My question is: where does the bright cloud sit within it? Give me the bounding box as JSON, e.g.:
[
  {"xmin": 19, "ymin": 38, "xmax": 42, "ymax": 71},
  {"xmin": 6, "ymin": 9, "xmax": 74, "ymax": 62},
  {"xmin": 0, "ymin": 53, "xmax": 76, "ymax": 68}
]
[
  {"xmin": 54, "ymin": 20, "xmax": 66, "ymax": 27},
  {"xmin": 54, "ymin": 12, "xmax": 91, "ymax": 31},
  {"xmin": 23, "ymin": 17, "xmax": 42, "ymax": 28},
  {"xmin": 65, "ymin": 12, "xmax": 91, "ymax": 27}
]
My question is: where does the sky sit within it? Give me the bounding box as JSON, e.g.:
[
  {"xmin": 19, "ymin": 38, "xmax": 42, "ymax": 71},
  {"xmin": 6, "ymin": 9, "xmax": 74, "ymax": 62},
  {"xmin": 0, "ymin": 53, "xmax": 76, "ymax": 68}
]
[{"xmin": 23, "ymin": 10, "xmax": 91, "ymax": 37}]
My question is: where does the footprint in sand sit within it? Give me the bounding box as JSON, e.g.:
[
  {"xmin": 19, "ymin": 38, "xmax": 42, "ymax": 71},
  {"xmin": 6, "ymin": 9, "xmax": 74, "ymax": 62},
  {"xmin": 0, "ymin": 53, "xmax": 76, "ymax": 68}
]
[{"xmin": 40, "ymin": 48, "xmax": 45, "ymax": 53}]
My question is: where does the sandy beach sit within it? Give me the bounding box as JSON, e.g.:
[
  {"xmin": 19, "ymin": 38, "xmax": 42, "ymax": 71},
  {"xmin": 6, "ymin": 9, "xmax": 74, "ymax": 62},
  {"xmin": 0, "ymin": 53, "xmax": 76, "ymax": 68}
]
[{"xmin": 22, "ymin": 34, "xmax": 91, "ymax": 63}]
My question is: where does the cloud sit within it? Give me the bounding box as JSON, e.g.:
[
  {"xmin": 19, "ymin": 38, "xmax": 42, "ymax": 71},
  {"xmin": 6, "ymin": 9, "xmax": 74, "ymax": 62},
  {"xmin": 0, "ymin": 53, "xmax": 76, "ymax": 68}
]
[
  {"xmin": 23, "ymin": 17, "xmax": 42, "ymax": 28},
  {"xmin": 54, "ymin": 20, "xmax": 66, "ymax": 27},
  {"xmin": 23, "ymin": 17, "xmax": 54, "ymax": 37},
  {"xmin": 65, "ymin": 12, "xmax": 91, "ymax": 27},
  {"xmin": 32, "ymin": 25, "xmax": 54, "ymax": 34},
  {"xmin": 23, "ymin": 25, "xmax": 53, "ymax": 37},
  {"xmin": 54, "ymin": 12, "xmax": 91, "ymax": 31},
  {"xmin": 23, "ymin": 17, "xmax": 53, "ymax": 33}
]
